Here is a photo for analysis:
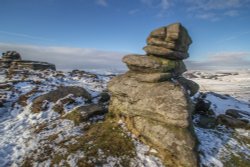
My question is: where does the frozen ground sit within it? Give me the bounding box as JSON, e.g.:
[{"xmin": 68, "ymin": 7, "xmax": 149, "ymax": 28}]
[
  {"xmin": 186, "ymin": 70, "xmax": 250, "ymax": 167},
  {"xmin": 185, "ymin": 70, "xmax": 250, "ymax": 102},
  {"xmin": 0, "ymin": 69, "xmax": 164, "ymax": 167},
  {"xmin": 0, "ymin": 69, "xmax": 249, "ymax": 166}
]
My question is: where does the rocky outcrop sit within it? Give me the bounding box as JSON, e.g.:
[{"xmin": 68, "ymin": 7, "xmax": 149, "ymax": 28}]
[
  {"xmin": 31, "ymin": 86, "xmax": 92, "ymax": 113},
  {"xmin": 0, "ymin": 51, "xmax": 56, "ymax": 70},
  {"xmin": 108, "ymin": 23, "xmax": 199, "ymax": 167}
]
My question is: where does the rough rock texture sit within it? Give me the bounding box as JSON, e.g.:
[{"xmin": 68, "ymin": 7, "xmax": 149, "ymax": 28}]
[
  {"xmin": 123, "ymin": 54, "xmax": 186, "ymax": 75},
  {"xmin": 0, "ymin": 51, "xmax": 56, "ymax": 70},
  {"xmin": 143, "ymin": 23, "xmax": 192, "ymax": 60},
  {"xmin": 2, "ymin": 51, "xmax": 21, "ymax": 60},
  {"xmin": 31, "ymin": 86, "xmax": 92, "ymax": 113},
  {"xmin": 108, "ymin": 23, "xmax": 199, "ymax": 167},
  {"xmin": 108, "ymin": 74, "xmax": 198, "ymax": 167},
  {"xmin": 63, "ymin": 104, "xmax": 106, "ymax": 125}
]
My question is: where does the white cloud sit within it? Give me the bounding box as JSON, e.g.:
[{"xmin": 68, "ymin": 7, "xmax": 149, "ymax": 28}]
[
  {"xmin": 0, "ymin": 43, "xmax": 127, "ymax": 71},
  {"xmin": 96, "ymin": 0, "xmax": 108, "ymax": 7},
  {"xmin": 186, "ymin": 52, "xmax": 250, "ymax": 70}
]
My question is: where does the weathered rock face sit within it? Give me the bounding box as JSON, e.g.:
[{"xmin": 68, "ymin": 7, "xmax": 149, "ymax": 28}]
[
  {"xmin": 31, "ymin": 86, "xmax": 92, "ymax": 113},
  {"xmin": 143, "ymin": 23, "xmax": 192, "ymax": 60},
  {"xmin": 108, "ymin": 23, "xmax": 199, "ymax": 167},
  {"xmin": 123, "ymin": 54, "xmax": 186, "ymax": 75},
  {"xmin": 0, "ymin": 51, "xmax": 56, "ymax": 70},
  {"xmin": 2, "ymin": 51, "xmax": 21, "ymax": 60}
]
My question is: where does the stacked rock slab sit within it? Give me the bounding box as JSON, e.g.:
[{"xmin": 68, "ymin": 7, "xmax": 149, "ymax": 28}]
[
  {"xmin": 0, "ymin": 51, "xmax": 56, "ymax": 70},
  {"xmin": 108, "ymin": 23, "xmax": 199, "ymax": 167}
]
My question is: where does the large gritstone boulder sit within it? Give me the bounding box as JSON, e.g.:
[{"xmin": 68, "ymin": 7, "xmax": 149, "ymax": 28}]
[{"xmin": 108, "ymin": 23, "xmax": 199, "ymax": 167}]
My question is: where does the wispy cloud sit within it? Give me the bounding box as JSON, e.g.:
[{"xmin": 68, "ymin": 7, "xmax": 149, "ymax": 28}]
[
  {"xmin": 186, "ymin": 0, "xmax": 250, "ymax": 21},
  {"xmin": 140, "ymin": 0, "xmax": 172, "ymax": 17},
  {"xmin": 0, "ymin": 30, "xmax": 53, "ymax": 41},
  {"xmin": 96, "ymin": 0, "xmax": 108, "ymax": 7},
  {"xmin": 128, "ymin": 9, "xmax": 140, "ymax": 15},
  {"xmin": 0, "ymin": 43, "xmax": 127, "ymax": 71},
  {"xmin": 161, "ymin": 0, "xmax": 171, "ymax": 10},
  {"xmin": 140, "ymin": 0, "xmax": 172, "ymax": 10},
  {"xmin": 195, "ymin": 12, "xmax": 220, "ymax": 21},
  {"xmin": 216, "ymin": 31, "xmax": 250, "ymax": 44},
  {"xmin": 224, "ymin": 10, "xmax": 239, "ymax": 17},
  {"xmin": 139, "ymin": 0, "xmax": 249, "ymax": 20},
  {"xmin": 186, "ymin": 52, "xmax": 250, "ymax": 70}
]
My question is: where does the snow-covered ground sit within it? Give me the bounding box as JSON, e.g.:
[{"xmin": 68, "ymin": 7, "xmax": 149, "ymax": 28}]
[
  {"xmin": 186, "ymin": 70, "xmax": 250, "ymax": 167},
  {"xmin": 185, "ymin": 70, "xmax": 250, "ymax": 102},
  {"xmin": 0, "ymin": 69, "xmax": 250, "ymax": 167},
  {"xmin": 0, "ymin": 69, "xmax": 164, "ymax": 167}
]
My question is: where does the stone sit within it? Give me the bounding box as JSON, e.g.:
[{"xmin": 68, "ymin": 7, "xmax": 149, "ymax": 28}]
[
  {"xmin": 225, "ymin": 109, "xmax": 250, "ymax": 118},
  {"xmin": 63, "ymin": 104, "xmax": 106, "ymax": 125},
  {"xmin": 197, "ymin": 115, "xmax": 217, "ymax": 129},
  {"xmin": 147, "ymin": 37, "xmax": 168, "ymax": 47},
  {"xmin": 143, "ymin": 45, "xmax": 189, "ymax": 60},
  {"xmin": 31, "ymin": 86, "xmax": 92, "ymax": 113},
  {"xmin": 0, "ymin": 99, "xmax": 3, "ymax": 107},
  {"xmin": 0, "ymin": 51, "xmax": 56, "ymax": 70},
  {"xmin": 12, "ymin": 60, "xmax": 56, "ymax": 71},
  {"xmin": 225, "ymin": 109, "xmax": 243, "ymax": 119},
  {"xmin": 149, "ymin": 27, "xmax": 166, "ymax": 38},
  {"xmin": 217, "ymin": 114, "xmax": 250, "ymax": 129},
  {"xmin": 123, "ymin": 54, "xmax": 186, "ymax": 75},
  {"xmin": 2, "ymin": 51, "xmax": 21, "ymax": 60},
  {"xmin": 165, "ymin": 23, "xmax": 192, "ymax": 52},
  {"xmin": 125, "ymin": 71, "xmax": 172, "ymax": 83},
  {"xmin": 0, "ymin": 83, "xmax": 13, "ymax": 90},
  {"xmin": 195, "ymin": 99, "xmax": 212, "ymax": 114},
  {"xmin": 144, "ymin": 23, "xmax": 192, "ymax": 59},
  {"xmin": 177, "ymin": 77, "xmax": 199, "ymax": 96},
  {"xmin": 108, "ymin": 74, "xmax": 198, "ymax": 167},
  {"xmin": 98, "ymin": 92, "xmax": 110, "ymax": 103},
  {"xmin": 108, "ymin": 22, "xmax": 199, "ymax": 166}
]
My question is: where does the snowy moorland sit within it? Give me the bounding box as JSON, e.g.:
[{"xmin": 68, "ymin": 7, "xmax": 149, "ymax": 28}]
[
  {"xmin": 185, "ymin": 70, "xmax": 250, "ymax": 167},
  {"xmin": 0, "ymin": 69, "xmax": 249, "ymax": 167},
  {"xmin": 0, "ymin": 69, "xmax": 164, "ymax": 167}
]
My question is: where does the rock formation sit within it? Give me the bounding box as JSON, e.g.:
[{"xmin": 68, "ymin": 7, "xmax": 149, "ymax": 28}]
[
  {"xmin": 108, "ymin": 23, "xmax": 199, "ymax": 167},
  {"xmin": 0, "ymin": 51, "xmax": 56, "ymax": 70}
]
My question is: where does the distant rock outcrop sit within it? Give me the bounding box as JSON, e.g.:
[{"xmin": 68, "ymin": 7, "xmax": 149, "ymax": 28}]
[
  {"xmin": 108, "ymin": 23, "xmax": 199, "ymax": 167},
  {"xmin": 0, "ymin": 51, "xmax": 56, "ymax": 70}
]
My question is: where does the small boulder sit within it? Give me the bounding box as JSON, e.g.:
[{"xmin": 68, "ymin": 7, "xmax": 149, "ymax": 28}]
[
  {"xmin": 2, "ymin": 51, "xmax": 22, "ymax": 60},
  {"xmin": 63, "ymin": 104, "xmax": 106, "ymax": 125},
  {"xmin": 32, "ymin": 86, "xmax": 92, "ymax": 113},
  {"xmin": 225, "ymin": 109, "xmax": 243, "ymax": 119},
  {"xmin": 195, "ymin": 99, "xmax": 212, "ymax": 115},
  {"xmin": 217, "ymin": 114, "xmax": 250, "ymax": 129},
  {"xmin": 98, "ymin": 92, "xmax": 110, "ymax": 103},
  {"xmin": 177, "ymin": 77, "xmax": 199, "ymax": 96},
  {"xmin": 197, "ymin": 115, "xmax": 217, "ymax": 129},
  {"xmin": 144, "ymin": 23, "xmax": 192, "ymax": 59},
  {"xmin": 0, "ymin": 99, "xmax": 4, "ymax": 107}
]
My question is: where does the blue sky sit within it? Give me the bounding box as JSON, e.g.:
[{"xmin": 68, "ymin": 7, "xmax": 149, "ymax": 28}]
[{"xmin": 0, "ymin": 0, "xmax": 250, "ymax": 70}]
